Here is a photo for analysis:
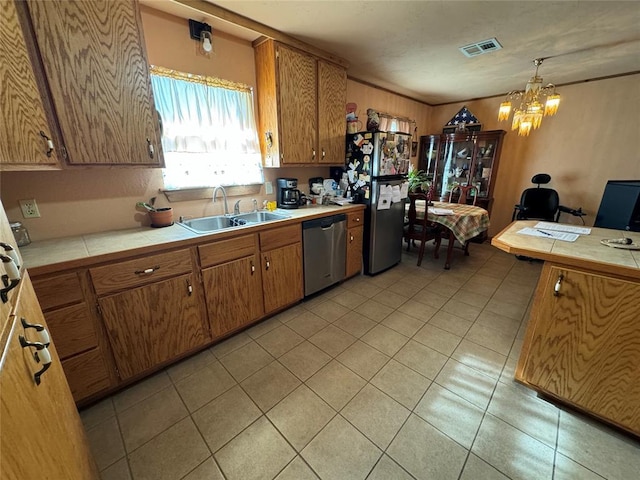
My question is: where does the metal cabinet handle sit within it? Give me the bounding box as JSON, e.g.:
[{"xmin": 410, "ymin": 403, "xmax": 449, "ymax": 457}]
[
  {"xmin": 251, "ymin": 261, "xmax": 256, "ymax": 275},
  {"xmin": 312, "ymin": 149, "xmax": 316, "ymax": 160},
  {"xmin": 265, "ymin": 256, "xmax": 270, "ymax": 270},
  {"xmin": 21, "ymin": 318, "xmax": 50, "ymax": 346},
  {"xmin": 19, "ymin": 333, "xmax": 52, "ymax": 385},
  {"xmin": 0, "ymin": 242, "xmax": 20, "ymax": 270},
  {"xmin": 350, "ymin": 234, "xmax": 354, "ymax": 243},
  {"xmin": 1, "ymin": 254, "xmax": 21, "ymax": 303},
  {"xmin": 134, "ymin": 265, "xmax": 160, "ymax": 275},
  {"xmin": 147, "ymin": 138, "xmax": 155, "ymax": 159},
  {"xmin": 34, "ymin": 347, "xmax": 52, "ymax": 386},
  {"xmin": 553, "ymin": 274, "xmax": 564, "ymax": 296},
  {"xmin": 321, "ymin": 149, "xmax": 326, "ymax": 158},
  {"xmin": 39, "ymin": 131, "xmax": 54, "ymax": 157},
  {"xmin": 186, "ymin": 279, "xmax": 193, "ymax": 296}
]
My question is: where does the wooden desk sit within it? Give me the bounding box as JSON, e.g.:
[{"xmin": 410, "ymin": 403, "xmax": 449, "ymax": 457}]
[
  {"xmin": 492, "ymin": 220, "xmax": 640, "ymax": 436},
  {"xmin": 415, "ymin": 201, "xmax": 489, "ymax": 269}
]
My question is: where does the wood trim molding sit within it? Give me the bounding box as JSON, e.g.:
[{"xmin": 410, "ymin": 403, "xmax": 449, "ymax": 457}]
[{"xmin": 170, "ymin": 0, "xmax": 349, "ymax": 68}]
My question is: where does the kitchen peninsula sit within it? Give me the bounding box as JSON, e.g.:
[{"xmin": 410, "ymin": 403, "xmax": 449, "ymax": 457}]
[{"xmin": 492, "ymin": 220, "xmax": 640, "ymax": 436}]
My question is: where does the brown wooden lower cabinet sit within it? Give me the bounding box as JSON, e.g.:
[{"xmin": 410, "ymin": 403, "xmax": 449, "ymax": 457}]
[
  {"xmin": 1, "ymin": 275, "xmax": 99, "ymax": 479},
  {"xmin": 262, "ymin": 242, "xmax": 303, "ymax": 314},
  {"xmin": 516, "ymin": 263, "xmax": 640, "ymax": 435},
  {"xmin": 202, "ymin": 255, "xmax": 264, "ymax": 338},
  {"xmin": 62, "ymin": 348, "xmax": 112, "ymax": 401},
  {"xmin": 99, "ymin": 273, "xmax": 209, "ymax": 380},
  {"xmin": 346, "ymin": 225, "xmax": 363, "ymax": 278}
]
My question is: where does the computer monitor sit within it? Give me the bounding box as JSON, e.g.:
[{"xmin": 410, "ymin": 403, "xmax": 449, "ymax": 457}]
[{"xmin": 594, "ymin": 180, "xmax": 640, "ymax": 231}]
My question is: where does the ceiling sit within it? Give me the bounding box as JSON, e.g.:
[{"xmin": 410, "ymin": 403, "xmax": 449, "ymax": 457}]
[{"xmin": 150, "ymin": 1, "xmax": 640, "ymax": 105}]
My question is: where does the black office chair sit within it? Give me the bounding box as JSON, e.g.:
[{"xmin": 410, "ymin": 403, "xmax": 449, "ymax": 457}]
[{"xmin": 512, "ymin": 173, "xmax": 584, "ymax": 222}]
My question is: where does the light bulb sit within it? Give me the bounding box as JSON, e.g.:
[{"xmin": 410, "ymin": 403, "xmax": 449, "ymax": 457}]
[{"xmin": 200, "ymin": 31, "xmax": 212, "ymax": 53}]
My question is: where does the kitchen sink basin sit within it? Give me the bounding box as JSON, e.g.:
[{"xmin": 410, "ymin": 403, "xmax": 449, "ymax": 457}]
[
  {"xmin": 231, "ymin": 212, "xmax": 290, "ymax": 224},
  {"xmin": 178, "ymin": 211, "xmax": 290, "ymax": 234}
]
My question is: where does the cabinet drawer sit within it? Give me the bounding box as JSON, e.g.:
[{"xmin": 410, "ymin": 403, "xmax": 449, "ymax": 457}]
[
  {"xmin": 347, "ymin": 211, "xmax": 364, "ymax": 228},
  {"xmin": 90, "ymin": 249, "xmax": 193, "ymax": 295},
  {"xmin": 62, "ymin": 348, "xmax": 112, "ymax": 402},
  {"xmin": 199, "ymin": 234, "xmax": 257, "ymax": 268},
  {"xmin": 32, "ymin": 272, "xmax": 84, "ymax": 310},
  {"xmin": 44, "ymin": 303, "xmax": 97, "ymax": 359},
  {"xmin": 259, "ymin": 224, "xmax": 301, "ymax": 251}
]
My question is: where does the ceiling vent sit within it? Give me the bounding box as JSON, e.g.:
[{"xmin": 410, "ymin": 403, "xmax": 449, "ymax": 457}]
[{"xmin": 459, "ymin": 38, "xmax": 502, "ymax": 57}]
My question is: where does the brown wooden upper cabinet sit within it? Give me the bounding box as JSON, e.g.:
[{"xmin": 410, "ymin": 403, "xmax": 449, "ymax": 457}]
[
  {"xmin": 255, "ymin": 39, "xmax": 346, "ymax": 167},
  {"xmin": 1, "ymin": 0, "xmax": 163, "ymax": 169},
  {"xmin": 0, "ymin": 0, "xmax": 60, "ymax": 169}
]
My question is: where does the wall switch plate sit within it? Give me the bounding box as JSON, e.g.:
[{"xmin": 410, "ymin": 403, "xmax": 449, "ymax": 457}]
[
  {"xmin": 265, "ymin": 181, "xmax": 273, "ymax": 194},
  {"xmin": 19, "ymin": 199, "xmax": 41, "ymax": 218}
]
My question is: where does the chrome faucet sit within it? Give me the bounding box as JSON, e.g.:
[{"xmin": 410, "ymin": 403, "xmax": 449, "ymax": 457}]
[
  {"xmin": 212, "ymin": 186, "xmax": 229, "ymax": 215},
  {"xmin": 252, "ymin": 198, "xmax": 258, "ymax": 212},
  {"xmin": 234, "ymin": 199, "xmax": 242, "ymax": 215}
]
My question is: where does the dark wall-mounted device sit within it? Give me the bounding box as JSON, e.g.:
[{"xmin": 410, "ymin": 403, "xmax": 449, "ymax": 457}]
[
  {"xmin": 188, "ymin": 19, "xmax": 212, "ymax": 40},
  {"xmin": 594, "ymin": 180, "xmax": 640, "ymax": 231}
]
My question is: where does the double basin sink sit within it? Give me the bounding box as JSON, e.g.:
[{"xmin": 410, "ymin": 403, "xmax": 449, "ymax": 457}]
[{"xmin": 178, "ymin": 211, "xmax": 291, "ymax": 234}]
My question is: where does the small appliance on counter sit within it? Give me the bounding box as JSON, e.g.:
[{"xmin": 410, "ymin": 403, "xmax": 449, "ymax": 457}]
[{"xmin": 276, "ymin": 177, "xmax": 301, "ymax": 209}]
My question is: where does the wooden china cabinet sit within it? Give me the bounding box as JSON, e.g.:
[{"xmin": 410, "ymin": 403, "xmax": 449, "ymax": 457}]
[{"xmin": 418, "ymin": 130, "xmax": 506, "ymax": 215}]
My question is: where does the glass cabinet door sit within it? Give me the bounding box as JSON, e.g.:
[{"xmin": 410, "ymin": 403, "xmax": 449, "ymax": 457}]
[
  {"xmin": 437, "ymin": 134, "xmax": 474, "ymax": 200},
  {"xmin": 469, "ymin": 136, "xmax": 500, "ymax": 200},
  {"xmin": 419, "ymin": 135, "xmax": 439, "ymax": 185}
]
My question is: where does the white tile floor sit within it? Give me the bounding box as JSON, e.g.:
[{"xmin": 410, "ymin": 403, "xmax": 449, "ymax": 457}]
[{"xmin": 82, "ymin": 242, "xmax": 640, "ymax": 480}]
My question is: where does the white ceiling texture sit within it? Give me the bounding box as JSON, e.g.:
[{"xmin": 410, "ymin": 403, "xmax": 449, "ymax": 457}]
[{"xmin": 152, "ymin": 0, "xmax": 640, "ymax": 105}]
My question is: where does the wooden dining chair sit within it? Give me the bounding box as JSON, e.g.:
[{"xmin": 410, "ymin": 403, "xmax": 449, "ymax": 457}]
[
  {"xmin": 448, "ymin": 184, "xmax": 479, "ymax": 256},
  {"xmin": 449, "ymin": 184, "xmax": 478, "ymax": 205},
  {"xmin": 403, "ymin": 193, "xmax": 441, "ymax": 266}
]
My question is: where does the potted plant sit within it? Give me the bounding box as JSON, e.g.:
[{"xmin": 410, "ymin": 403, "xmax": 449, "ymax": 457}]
[
  {"xmin": 407, "ymin": 167, "xmax": 431, "ymax": 193},
  {"xmin": 136, "ymin": 197, "xmax": 173, "ymax": 227}
]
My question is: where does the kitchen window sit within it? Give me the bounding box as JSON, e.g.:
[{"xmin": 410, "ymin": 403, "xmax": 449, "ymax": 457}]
[{"xmin": 150, "ymin": 66, "xmax": 263, "ymax": 190}]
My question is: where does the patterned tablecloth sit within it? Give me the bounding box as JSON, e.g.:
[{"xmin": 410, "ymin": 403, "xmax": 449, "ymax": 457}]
[{"xmin": 416, "ymin": 201, "xmax": 490, "ymax": 244}]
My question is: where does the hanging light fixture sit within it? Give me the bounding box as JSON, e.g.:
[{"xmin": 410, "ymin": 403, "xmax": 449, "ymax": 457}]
[{"xmin": 497, "ymin": 58, "xmax": 561, "ymax": 136}]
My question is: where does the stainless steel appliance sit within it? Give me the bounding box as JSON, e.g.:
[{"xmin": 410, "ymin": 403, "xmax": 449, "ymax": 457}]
[
  {"xmin": 276, "ymin": 177, "xmax": 301, "ymax": 209},
  {"xmin": 302, "ymin": 214, "xmax": 346, "ymax": 296},
  {"xmin": 345, "ymin": 131, "xmax": 410, "ymax": 274}
]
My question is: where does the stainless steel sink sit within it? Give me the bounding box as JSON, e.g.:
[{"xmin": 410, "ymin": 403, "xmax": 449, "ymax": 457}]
[
  {"xmin": 178, "ymin": 215, "xmax": 234, "ymax": 233},
  {"xmin": 178, "ymin": 211, "xmax": 290, "ymax": 234},
  {"xmin": 231, "ymin": 212, "xmax": 290, "ymax": 224}
]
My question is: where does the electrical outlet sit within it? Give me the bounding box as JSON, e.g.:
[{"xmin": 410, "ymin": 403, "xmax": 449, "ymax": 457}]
[
  {"xmin": 265, "ymin": 181, "xmax": 273, "ymax": 195},
  {"xmin": 19, "ymin": 199, "xmax": 41, "ymax": 218}
]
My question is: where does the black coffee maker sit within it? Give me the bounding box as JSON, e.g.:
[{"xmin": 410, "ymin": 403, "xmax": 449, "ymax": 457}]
[{"xmin": 276, "ymin": 178, "xmax": 301, "ymax": 209}]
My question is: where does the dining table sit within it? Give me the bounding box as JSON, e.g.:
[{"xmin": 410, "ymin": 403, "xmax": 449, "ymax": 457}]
[{"xmin": 413, "ymin": 200, "xmax": 490, "ymax": 269}]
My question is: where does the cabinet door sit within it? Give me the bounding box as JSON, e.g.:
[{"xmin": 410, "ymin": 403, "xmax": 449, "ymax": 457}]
[
  {"xmin": 518, "ymin": 265, "xmax": 640, "ymax": 434},
  {"xmin": 277, "ymin": 44, "xmax": 317, "ymax": 164},
  {"xmin": 317, "ymin": 60, "xmax": 346, "ymax": 164},
  {"xmin": 262, "ymin": 243, "xmax": 303, "ymax": 314},
  {"xmin": 99, "ymin": 274, "xmax": 207, "ymax": 379},
  {"xmin": 26, "ymin": 0, "xmax": 163, "ymax": 166},
  {"xmin": 346, "ymin": 226, "xmax": 364, "ymax": 278},
  {"xmin": 1, "ymin": 278, "xmax": 99, "ymax": 480},
  {"xmin": 468, "ymin": 131, "xmax": 505, "ymax": 213},
  {"xmin": 202, "ymin": 255, "xmax": 264, "ymax": 338},
  {"xmin": 0, "ymin": 0, "xmax": 59, "ymax": 168}
]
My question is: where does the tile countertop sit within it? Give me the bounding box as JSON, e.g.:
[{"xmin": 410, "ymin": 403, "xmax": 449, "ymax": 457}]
[
  {"xmin": 20, "ymin": 203, "xmax": 365, "ymax": 275},
  {"xmin": 491, "ymin": 220, "xmax": 640, "ymax": 280}
]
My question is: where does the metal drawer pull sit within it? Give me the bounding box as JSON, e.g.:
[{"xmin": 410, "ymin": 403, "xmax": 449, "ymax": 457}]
[
  {"xmin": 1, "ymin": 254, "xmax": 21, "ymax": 303},
  {"xmin": 312, "ymin": 149, "xmax": 316, "ymax": 159},
  {"xmin": 350, "ymin": 234, "xmax": 354, "ymax": 242},
  {"xmin": 34, "ymin": 347, "xmax": 52, "ymax": 386},
  {"xmin": 147, "ymin": 138, "xmax": 154, "ymax": 158},
  {"xmin": 265, "ymin": 257, "xmax": 270, "ymax": 270},
  {"xmin": 186, "ymin": 279, "xmax": 193, "ymax": 296},
  {"xmin": 19, "ymin": 336, "xmax": 46, "ymax": 350},
  {"xmin": 134, "ymin": 266, "xmax": 160, "ymax": 275},
  {"xmin": 554, "ymin": 274, "xmax": 564, "ymax": 296},
  {"xmin": 21, "ymin": 318, "xmax": 50, "ymax": 346},
  {"xmin": 322, "ymin": 149, "xmax": 326, "ymax": 158},
  {"xmin": 39, "ymin": 131, "xmax": 54, "ymax": 157},
  {"xmin": 251, "ymin": 261, "xmax": 255, "ymax": 275},
  {"xmin": 0, "ymin": 242, "xmax": 20, "ymax": 270}
]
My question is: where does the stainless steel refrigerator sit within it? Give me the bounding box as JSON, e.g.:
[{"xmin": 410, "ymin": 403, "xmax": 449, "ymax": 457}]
[{"xmin": 345, "ymin": 131, "xmax": 410, "ymax": 275}]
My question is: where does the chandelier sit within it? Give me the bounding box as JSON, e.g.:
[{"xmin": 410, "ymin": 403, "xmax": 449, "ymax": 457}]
[{"xmin": 497, "ymin": 58, "xmax": 560, "ymax": 136}]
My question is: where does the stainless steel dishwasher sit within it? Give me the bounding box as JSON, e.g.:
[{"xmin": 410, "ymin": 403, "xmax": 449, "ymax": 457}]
[{"xmin": 302, "ymin": 213, "xmax": 347, "ymax": 296}]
